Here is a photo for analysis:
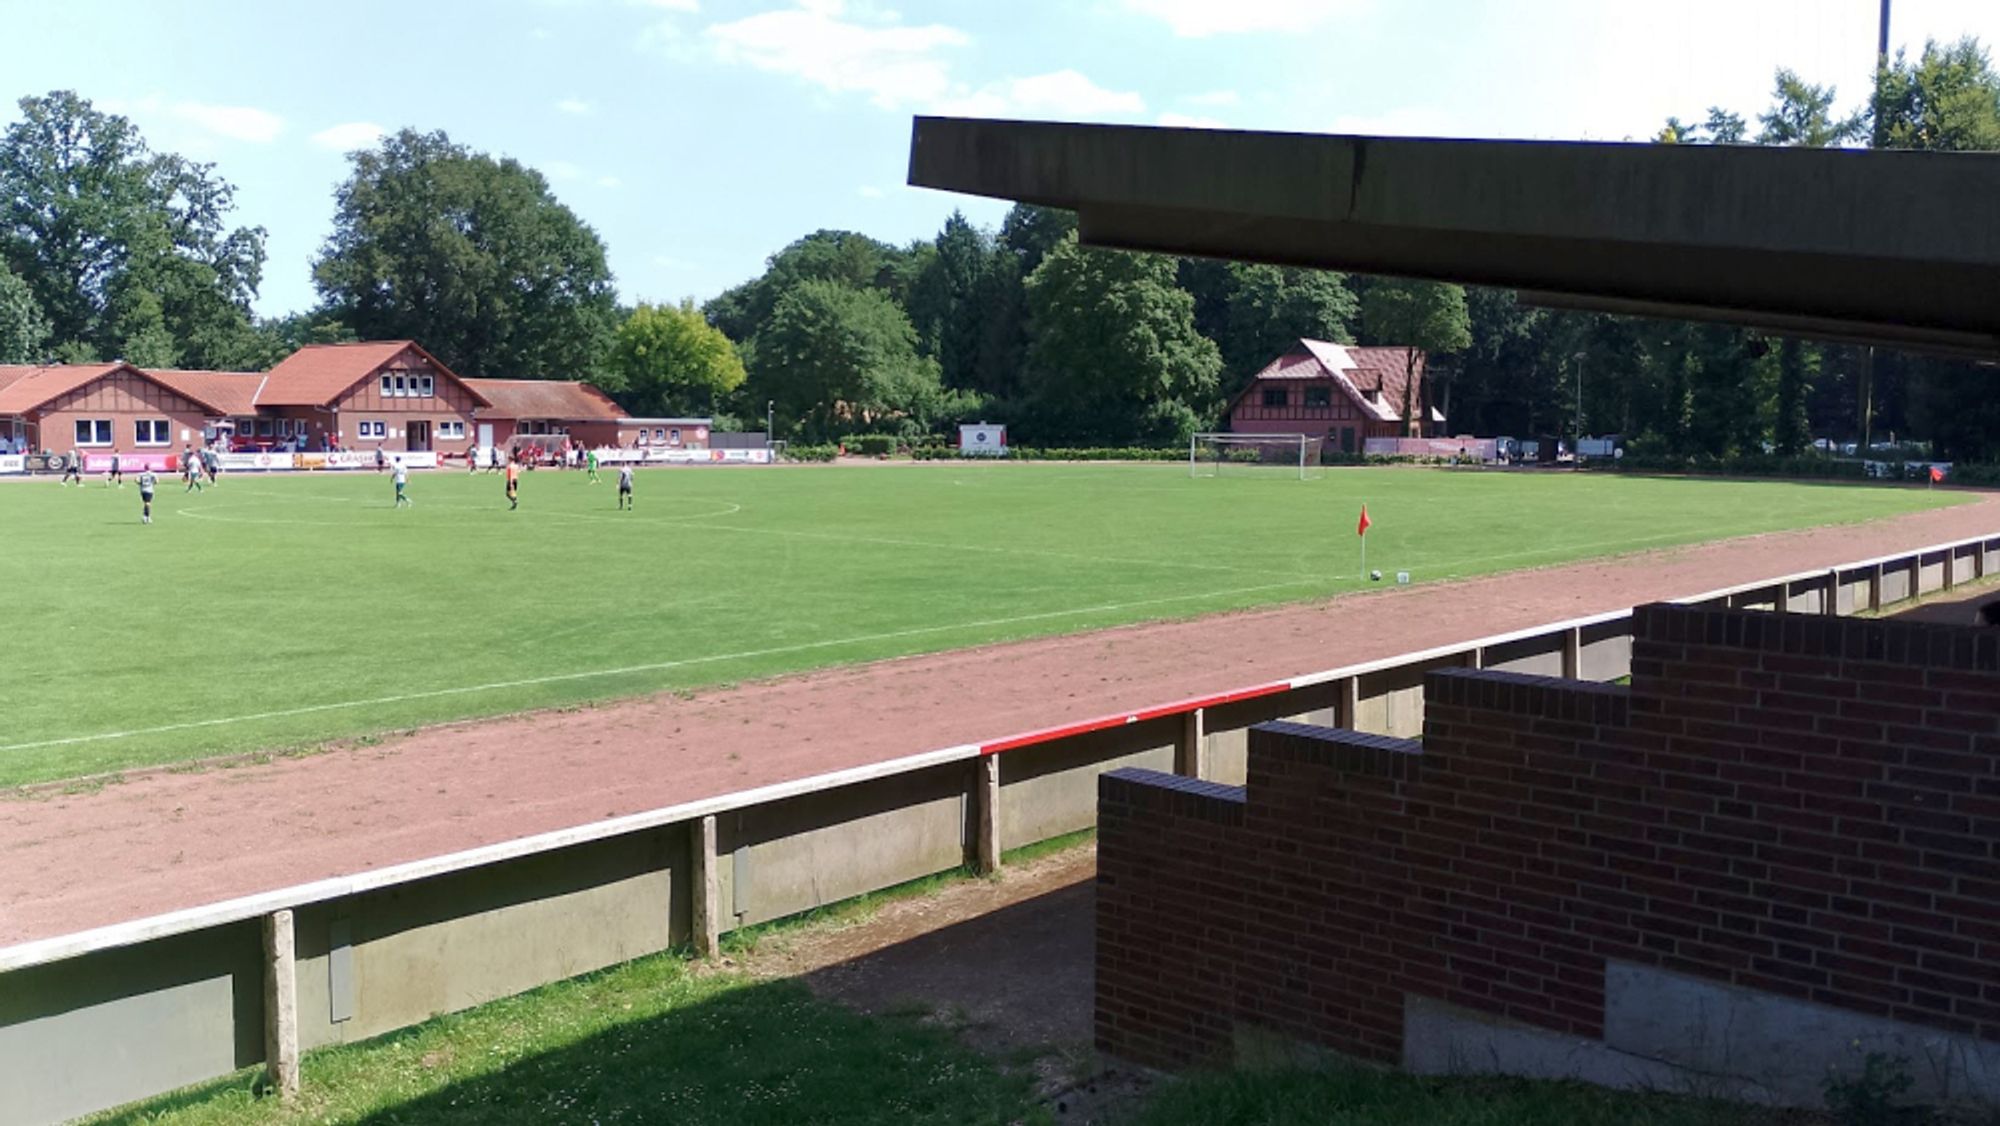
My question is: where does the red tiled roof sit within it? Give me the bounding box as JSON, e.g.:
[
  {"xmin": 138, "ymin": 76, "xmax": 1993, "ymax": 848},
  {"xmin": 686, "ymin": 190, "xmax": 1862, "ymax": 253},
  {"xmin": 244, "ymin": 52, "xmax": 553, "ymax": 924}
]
[
  {"xmin": 260, "ymin": 341, "xmax": 490, "ymax": 408},
  {"xmin": 461, "ymin": 378, "xmax": 624, "ymax": 421},
  {"xmin": 1229, "ymin": 339, "xmax": 1437, "ymax": 424},
  {"xmin": 0, "ymin": 363, "xmax": 130, "ymax": 414},
  {"xmin": 143, "ymin": 369, "xmax": 266, "ymax": 416}
]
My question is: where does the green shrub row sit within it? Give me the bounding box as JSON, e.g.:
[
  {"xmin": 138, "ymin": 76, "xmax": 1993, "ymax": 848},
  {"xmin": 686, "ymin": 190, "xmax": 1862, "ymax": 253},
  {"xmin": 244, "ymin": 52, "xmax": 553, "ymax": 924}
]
[{"xmin": 784, "ymin": 443, "xmax": 839, "ymax": 462}]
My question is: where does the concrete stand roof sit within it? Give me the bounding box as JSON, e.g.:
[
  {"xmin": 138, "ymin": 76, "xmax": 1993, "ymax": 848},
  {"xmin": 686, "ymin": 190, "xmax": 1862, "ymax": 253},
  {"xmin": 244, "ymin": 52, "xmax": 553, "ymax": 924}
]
[{"xmin": 907, "ymin": 118, "xmax": 2000, "ymax": 359}]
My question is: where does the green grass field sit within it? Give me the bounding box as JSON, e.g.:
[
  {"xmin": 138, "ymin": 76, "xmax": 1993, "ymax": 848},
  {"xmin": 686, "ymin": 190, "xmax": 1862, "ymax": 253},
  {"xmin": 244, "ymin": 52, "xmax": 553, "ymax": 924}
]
[{"xmin": 0, "ymin": 463, "xmax": 1964, "ymax": 787}]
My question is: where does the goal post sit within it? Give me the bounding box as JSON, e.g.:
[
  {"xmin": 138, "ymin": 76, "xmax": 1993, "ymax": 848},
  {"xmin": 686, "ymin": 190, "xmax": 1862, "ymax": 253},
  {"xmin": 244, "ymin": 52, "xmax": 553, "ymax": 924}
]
[{"xmin": 1189, "ymin": 433, "xmax": 1321, "ymax": 480}]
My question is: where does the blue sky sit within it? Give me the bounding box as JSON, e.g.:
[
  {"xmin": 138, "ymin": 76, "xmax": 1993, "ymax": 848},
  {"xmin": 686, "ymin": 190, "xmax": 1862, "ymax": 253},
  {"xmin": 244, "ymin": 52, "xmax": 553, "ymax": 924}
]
[{"xmin": 7, "ymin": 0, "xmax": 1998, "ymax": 318}]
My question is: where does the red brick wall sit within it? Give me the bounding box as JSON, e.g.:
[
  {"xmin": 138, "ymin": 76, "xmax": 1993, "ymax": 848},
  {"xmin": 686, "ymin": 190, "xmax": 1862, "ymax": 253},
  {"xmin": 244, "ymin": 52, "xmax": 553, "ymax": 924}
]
[
  {"xmin": 1096, "ymin": 603, "xmax": 2000, "ymax": 1070},
  {"xmin": 29, "ymin": 371, "xmax": 212, "ymax": 455}
]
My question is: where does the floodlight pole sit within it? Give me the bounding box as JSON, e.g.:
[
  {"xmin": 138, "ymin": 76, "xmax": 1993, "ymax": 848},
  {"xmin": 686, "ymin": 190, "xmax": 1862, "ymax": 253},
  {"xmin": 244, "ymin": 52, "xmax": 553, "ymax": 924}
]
[{"xmin": 766, "ymin": 401, "xmax": 775, "ymax": 450}]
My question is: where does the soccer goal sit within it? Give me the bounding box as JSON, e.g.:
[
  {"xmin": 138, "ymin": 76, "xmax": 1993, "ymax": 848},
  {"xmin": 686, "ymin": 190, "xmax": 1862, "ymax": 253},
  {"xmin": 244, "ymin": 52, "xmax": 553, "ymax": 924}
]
[{"xmin": 1189, "ymin": 433, "xmax": 1321, "ymax": 479}]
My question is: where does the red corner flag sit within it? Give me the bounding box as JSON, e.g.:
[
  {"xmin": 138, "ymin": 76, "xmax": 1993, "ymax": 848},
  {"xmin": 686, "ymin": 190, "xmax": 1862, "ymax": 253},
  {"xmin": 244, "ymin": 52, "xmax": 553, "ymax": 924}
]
[
  {"xmin": 1931, "ymin": 466, "xmax": 1946, "ymax": 484},
  {"xmin": 1357, "ymin": 504, "xmax": 1372, "ymax": 536}
]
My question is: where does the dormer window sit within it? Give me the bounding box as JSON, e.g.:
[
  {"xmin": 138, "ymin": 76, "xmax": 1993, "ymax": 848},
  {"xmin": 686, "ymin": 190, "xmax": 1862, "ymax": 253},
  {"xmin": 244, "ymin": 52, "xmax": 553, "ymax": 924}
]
[{"xmin": 1262, "ymin": 388, "xmax": 1287, "ymax": 407}]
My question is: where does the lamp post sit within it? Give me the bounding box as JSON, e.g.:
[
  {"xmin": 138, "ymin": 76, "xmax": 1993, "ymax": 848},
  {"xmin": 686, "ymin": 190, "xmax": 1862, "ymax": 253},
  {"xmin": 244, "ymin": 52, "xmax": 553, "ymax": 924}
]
[
  {"xmin": 1572, "ymin": 350, "xmax": 1586, "ymax": 455},
  {"xmin": 766, "ymin": 400, "xmax": 775, "ymax": 449}
]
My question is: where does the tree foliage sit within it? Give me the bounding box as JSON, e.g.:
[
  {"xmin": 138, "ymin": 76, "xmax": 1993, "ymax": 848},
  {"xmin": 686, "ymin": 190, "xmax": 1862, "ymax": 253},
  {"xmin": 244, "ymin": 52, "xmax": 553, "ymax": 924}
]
[
  {"xmin": 1361, "ymin": 279, "xmax": 1470, "ymax": 434},
  {"xmin": 612, "ymin": 299, "xmax": 747, "ymax": 417},
  {"xmin": 1874, "ymin": 37, "xmax": 2000, "ymax": 152},
  {"xmin": 313, "ymin": 128, "xmax": 617, "ymax": 380},
  {"xmin": 0, "ymin": 90, "xmax": 267, "ymax": 368},
  {"xmin": 1021, "ymin": 235, "xmax": 1219, "ymax": 445},
  {"xmin": 0, "ymin": 262, "xmax": 50, "ymax": 362},
  {"xmin": 750, "ymin": 279, "xmax": 946, "ymax": 440},
  {"xmin": 1757, "ymin": 69, "xmax": 1866, "ymax": 147}
]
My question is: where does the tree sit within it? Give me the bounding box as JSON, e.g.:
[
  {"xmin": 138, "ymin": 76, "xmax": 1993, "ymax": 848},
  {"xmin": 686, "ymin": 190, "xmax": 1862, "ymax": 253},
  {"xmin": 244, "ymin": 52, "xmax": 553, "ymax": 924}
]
[
  {"xmin": 704, "ymin": 229, "xmax": 910, "ymax": 346},
  {"xmin": 999, "ymin": 204, "xmax": 1076, "ymax": 277},
  {"xmin": 1873, "ymin": 37, "xmax": 2000, "ymax": 151},
  {"xmin": 1020, "ymin": 235, "xmax": 1220, "ymax": 445},
  {"xmin": 0, "ymin": 263, "xmax": 49, "ymax": 362},
  {"xmin": 313, "ymin": 128, "xmax": 618, "ymax": 380},
  {"xmin": 1772, "ymin": 337, "xmax": 1813, "ymax": 455},
  {"xmin": 750, "ymin": 279, "xmax": 943, "ymax": 440},
  {"xmin": 1360, "ymin": 279, "xmax": 1470, "ymax": 435},
  {"xmin": 1757, "ymin": 69, "xmax": 1866, "ymax": 147},
  {"xmin": 612, "ymin": 300, "xmax": 747, "ymax": 417},
  {"xmin": 0, "ymin": 90, "xmax": 266, "ymax": 367},
  {"xmin": 906, "ymin": 211, "xmax": 993, "ymax": 390},
  {"xmin": 1217, "ymin": 263, "xmax": 1356, "ymax": 388}
]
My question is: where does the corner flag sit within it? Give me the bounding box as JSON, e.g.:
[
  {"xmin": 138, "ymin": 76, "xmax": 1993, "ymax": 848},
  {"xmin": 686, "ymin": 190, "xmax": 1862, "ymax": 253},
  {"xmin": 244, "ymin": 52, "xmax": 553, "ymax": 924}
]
[
  {"xmin": 1357, "ymin": 503, "xmax": 1371, "ymax": 581},
  {"xmin": 1357, "ymin": 504, "xmax": 1372, "ymax": 536},
  {"xmin": 1930, "ymin": 466, "xmax": 1945, "ymax": 485}
]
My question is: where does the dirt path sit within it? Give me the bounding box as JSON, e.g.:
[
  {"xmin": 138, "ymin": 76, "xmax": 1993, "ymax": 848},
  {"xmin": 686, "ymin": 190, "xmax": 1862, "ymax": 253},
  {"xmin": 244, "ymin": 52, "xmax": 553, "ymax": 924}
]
[
  {"xmin": 3, "ymin": 492, "xmax": 1998, "ymax": 947},
  {"xmin": 734, "ymin": 844, "xmax": 1142, "ymax": 1121}
]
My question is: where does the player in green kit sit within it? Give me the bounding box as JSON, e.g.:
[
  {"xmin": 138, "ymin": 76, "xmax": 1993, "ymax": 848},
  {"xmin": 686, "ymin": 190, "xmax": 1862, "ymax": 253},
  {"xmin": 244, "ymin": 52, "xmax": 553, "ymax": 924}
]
[
  {"xmin": 393, "ymin": 457, "xmax": 411, "ymax": 507},
  {"xmin": 586, "ymin": 448, "xmax": 600, "ymax": 483},
  {"xmin": 137, "ymin": 469, "xmax": 157, "ymax": 523}
]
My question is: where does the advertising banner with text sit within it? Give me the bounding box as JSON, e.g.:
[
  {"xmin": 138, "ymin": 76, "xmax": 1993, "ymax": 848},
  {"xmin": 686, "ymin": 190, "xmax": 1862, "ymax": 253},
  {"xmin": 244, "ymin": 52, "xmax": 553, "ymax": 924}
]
[
  {"xmin": 0, "ymin": 455, "xmax": 23, "ymax": 475},
  {"xmin": 84, "ymin": 453, "xmax": 177, "ymax": 473},
  {"xmin": 217, "ymin": 451, "xmax": 297, "ymax": 471}
]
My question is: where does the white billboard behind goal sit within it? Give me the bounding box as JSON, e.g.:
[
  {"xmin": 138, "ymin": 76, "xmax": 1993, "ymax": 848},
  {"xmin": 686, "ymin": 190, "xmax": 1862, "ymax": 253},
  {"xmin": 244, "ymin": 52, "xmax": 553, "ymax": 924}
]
[{"xmin": 1189, "ymin": 433, "xmax": 1321, "ymax": 480}]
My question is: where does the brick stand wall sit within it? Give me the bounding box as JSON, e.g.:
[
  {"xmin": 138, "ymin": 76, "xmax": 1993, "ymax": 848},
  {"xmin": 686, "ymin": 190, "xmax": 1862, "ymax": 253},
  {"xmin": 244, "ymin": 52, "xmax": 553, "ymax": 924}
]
[{"xmin": 1097, "ymin": 603, "xmax": 2000, "ymax": 1073}]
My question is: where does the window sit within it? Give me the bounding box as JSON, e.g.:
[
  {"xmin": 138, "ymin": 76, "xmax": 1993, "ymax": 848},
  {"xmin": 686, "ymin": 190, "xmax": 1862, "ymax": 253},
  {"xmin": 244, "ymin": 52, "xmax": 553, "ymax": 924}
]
[
  {"xmin": 636, "ymin": 429, "xmax": 650, "ymax": 445},
  {"xmin": 392, "ymin": 374, "xmax": 407, "ymax": 398},
  {"xmin": 419, "ymin": 375, "xmax": 435, "ymax": 397},
  {"xmin": 669, "ymin": 428, "xmax": 681, "ymax": 445},
  {"xmin": 1305, "ymin": 387, "xmax": 1332, "ymax": 408},
  {"xmin": 654, "ymin": 428, "xmax": 666, "ymax": 442},
  {"xmin": 1262, "ymin": 388, "xmax": 1287, "ymax": 408},
  {"xmin": 381, "ymin": 374, "xmax": 394, "ymax": 397},
  {"xmin": 439, "ymin": 420, "xmax": 465, "ymax": 439},
  {"xmin": 359, "ymin": 420, "xmax": 386, "ymax": 439},
  {"xmin": 257, "ymin": 418, "xmax": 275, "ymax": 437},
  {"xmin": 74, "ymin": 419, "xmax": 113, "ymax": 446},
  {"xmin": 135, "ymin": 419, "xmax": 170, "ymax": 446}
]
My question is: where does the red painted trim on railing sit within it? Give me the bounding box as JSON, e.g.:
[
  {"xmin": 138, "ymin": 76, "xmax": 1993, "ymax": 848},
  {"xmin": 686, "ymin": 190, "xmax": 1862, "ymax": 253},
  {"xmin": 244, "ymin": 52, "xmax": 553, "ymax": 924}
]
[{"xmin": 978, "ymin": 680, "xmax": 1292, "ymax": 755}]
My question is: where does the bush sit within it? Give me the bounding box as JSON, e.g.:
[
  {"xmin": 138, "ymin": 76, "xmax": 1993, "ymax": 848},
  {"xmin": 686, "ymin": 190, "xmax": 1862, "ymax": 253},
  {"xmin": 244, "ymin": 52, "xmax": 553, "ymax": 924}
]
[
  {"xmin": 1606, "ymin": 454, "xmax": 1871, "ymax": 480},
  {"xmin": 842, "ymin": 434, "xmax": 898, "ymax": 457},
  {"xmin": 1009, "ymin": 446, "xmax": 1186, "ymax": 462},
  {"xmin": 784, "ymin": 443, "xmax": 838, "ymax": 462}
]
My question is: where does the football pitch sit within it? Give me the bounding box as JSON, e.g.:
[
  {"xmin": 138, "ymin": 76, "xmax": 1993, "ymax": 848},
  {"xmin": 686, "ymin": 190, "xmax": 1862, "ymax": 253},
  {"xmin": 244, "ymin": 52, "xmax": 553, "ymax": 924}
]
[{"xmin": 0, "ymin": 464, "xmax": 1965, "ymax": 787}]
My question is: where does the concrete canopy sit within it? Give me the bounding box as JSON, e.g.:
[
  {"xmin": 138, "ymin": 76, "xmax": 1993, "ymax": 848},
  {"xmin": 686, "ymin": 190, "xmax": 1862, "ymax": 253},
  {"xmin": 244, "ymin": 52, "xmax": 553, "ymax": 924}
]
[{"xmin": 906, "ymin": 118, "xmax": 2000, "ymax": 360}]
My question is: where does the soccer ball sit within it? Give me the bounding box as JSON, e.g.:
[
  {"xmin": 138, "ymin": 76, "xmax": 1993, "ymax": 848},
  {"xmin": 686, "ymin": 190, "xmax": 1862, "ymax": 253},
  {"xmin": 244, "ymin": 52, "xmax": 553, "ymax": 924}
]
[{"xmin": 1369, "ymin": 570, "xmax": 1382, "ymax": 581}]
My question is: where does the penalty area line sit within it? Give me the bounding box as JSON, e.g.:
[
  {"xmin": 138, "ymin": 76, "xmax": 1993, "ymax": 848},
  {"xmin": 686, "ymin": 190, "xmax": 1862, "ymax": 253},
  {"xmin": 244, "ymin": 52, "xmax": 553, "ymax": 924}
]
[{"xmin": 0, "ymin": 578, "xmax": 1323, "ymax": 755}]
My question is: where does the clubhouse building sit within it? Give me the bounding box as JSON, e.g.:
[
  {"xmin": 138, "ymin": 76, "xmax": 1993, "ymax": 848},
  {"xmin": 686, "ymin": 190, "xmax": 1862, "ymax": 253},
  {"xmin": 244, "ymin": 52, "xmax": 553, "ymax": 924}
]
[
  {"xmin": 0, "ymin": 341, "xmax": 702, "ymax": 463},
  {"xmin": 1225, "ymin": 339, "xmax": 1443, "ymax": 453}
]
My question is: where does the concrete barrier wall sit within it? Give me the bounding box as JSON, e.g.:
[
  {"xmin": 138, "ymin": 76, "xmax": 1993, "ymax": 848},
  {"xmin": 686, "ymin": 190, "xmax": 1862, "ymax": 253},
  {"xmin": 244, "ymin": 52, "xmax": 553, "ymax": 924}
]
[{"xmin": 4, "ymin": 532, "xmax": 1995, "ymax": 1124}]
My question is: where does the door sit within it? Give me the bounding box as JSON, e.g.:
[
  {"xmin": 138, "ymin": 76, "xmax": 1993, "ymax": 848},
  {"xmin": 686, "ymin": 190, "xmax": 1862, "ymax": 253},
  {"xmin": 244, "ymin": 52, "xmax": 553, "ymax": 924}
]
[
  {"xmin": 1341, "ymin": 427, "xmax": 1355, "ymax": 453},
  {"xmin": 408, "ymin": 420, "xmax": 431, "ymax": 452}
]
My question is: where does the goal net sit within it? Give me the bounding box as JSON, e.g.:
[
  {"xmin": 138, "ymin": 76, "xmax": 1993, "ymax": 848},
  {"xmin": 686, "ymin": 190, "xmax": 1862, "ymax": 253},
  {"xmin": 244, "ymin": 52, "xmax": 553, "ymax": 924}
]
[{"xmin": 1189, "ymin": 433, "xmax": 1321, "ymax": 479}]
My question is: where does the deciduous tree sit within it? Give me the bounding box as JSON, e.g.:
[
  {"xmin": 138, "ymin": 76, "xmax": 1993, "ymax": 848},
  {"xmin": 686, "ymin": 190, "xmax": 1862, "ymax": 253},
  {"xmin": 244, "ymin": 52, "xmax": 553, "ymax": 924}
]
[{"xmin": 612, "ymin": 299, "xmax": 747, "ymax": 417}]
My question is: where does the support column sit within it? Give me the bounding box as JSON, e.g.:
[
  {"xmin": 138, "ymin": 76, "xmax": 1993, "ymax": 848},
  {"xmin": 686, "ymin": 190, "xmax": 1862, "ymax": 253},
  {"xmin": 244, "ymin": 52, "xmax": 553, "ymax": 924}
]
[
  {"xmin": 1945, "ymin": 549, "xmax": 1957, "ymax": 592},
  {"xmin": 1467, "ymin": 647, "xmax": 1485, "ymax": 670},
  {"xmin": 692, "ymin": 815, "xmax": 720, "ymax": 959},
  {"xmin": 1825, "ymin": 569, "xmax": 1843, "ymax": 617},
  {"xmin": 1560, "ymin": 627, "xmax": 1582, "ymax": 680},
  {"xmin": 1868, "ymin": 564, "xmax": 1883, "ymax": 613},
  {"xmin": 1912, "ymin": 556, "xmax": 1924, "ymax": 602},
  {"xmin": 263, "ymin": 910, "xmax": 299, "ymax": 1102},
  {"xmin": 975, "ymin": 755, "xmax": 1002, "ymax": 876},
  {"xmin": 1175, "ymin": 707, "xmax": 1207, "ymax": 779},
  {"xmin": 1334, "ymin": 676, "xmax": 1360, "ymax": 730}
]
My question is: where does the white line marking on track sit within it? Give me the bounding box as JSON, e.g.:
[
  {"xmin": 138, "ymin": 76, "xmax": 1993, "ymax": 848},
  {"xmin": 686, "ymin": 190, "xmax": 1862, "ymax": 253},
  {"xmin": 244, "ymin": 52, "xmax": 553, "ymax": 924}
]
[{"xmin": 0, "ymin": 578, "xmax": 1323, "ymax": 754}]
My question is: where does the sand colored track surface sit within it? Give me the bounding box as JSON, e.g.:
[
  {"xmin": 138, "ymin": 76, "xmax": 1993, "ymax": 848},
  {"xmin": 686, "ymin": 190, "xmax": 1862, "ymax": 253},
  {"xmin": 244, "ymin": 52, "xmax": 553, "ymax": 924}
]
[{"xmin": 4, "ymin": 492, "xmax": 1998, "ymax": 947}]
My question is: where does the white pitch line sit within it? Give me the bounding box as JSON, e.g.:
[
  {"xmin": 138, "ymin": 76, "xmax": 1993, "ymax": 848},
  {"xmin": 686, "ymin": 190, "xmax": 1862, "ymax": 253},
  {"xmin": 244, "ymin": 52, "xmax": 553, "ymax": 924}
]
[{"xmin": 0, "ymin": 578, "xmax": 1323, "ymax": 754}]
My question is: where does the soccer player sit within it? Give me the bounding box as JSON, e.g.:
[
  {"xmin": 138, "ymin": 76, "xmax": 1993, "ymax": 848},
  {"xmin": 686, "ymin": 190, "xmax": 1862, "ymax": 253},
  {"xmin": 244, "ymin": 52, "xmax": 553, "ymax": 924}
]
[
  {"xmin": 137, "ymin": 468, "xmax": 157, "ymax": 523},
  {"xmin": 106, "ymin": 452, "xmax": 123, "ymax": 488},
  {"xmin": 393, "ymin": 457, "xmax": 411, "ymax": 508},
  {"xmin": 61, "ymin": 449, "xmax": 82, "ymax": 486},
  {"xmin": 466, "ymin": 444, "xmax": 479, "ymax": 474},
  {"xmin": 202, "ymin": 446, "xmax": 219, "ymax": 485},
  {"xmin": 586, "ymin": 448, "xmax": 600, "ymax": 483},
  {"xmin": 184, "ymin": 447, "xmax": 203, "ymax": 492},
  {"xmin": 505, "ymin": 456, "xmax": 520, "ymax": 511},
  {"xmin": 617, "ymin": 463, "xmax": 634, "ymax": 510}
]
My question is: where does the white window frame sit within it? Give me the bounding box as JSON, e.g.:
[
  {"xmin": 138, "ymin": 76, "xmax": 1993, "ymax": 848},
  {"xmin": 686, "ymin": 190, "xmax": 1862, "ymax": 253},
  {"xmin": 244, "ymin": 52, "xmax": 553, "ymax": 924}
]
[
  {"xmin": 75, "ymin": 419, "xmax": 113, "ymax": 447},
  {"xmin": 669, "ymin": 428, "xmax": 681, "ymax": 444},
  {"xmin": 438, "ymin": 420, "xmax": 465, "ymax": 439},
  {"xmin": 654, "ymin": 428, "xmax": 666, "ymax": 443},
  {"xmin": 381, "ymin": 374, "xmax": 393, "ymax": 397},
  {"xmin": 419, "ymin": 375, "xmax": 435, "ymax": 397},
  {"xmin": 134, "ymin": 419, "xmax": 171, "ymax": 446},
  {"xmin": 360, "ymin": 420, "xmax": 387, "ymax": 439}
]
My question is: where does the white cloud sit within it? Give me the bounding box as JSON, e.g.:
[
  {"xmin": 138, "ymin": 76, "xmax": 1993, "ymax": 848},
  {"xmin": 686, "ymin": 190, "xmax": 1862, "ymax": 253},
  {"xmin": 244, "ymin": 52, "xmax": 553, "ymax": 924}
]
[
  {"xmin": 556, "ymin": 97, "xmax": 593, "ymax": 115},
  {"xmin": 1122, "ymin": 0, "xmax": 1366, "ymax": 37},
  {"xmin": 597, "ymin": 175, "xmax": 623, "ymax": 188},
  {"xmin": 169, "ymin": 101, "xmax": 284, "ymax": 143},
  {"xmin": 1156, "ymin": 112, "xmax": 1226, "ymax": 129},
  {"xmin": 934, "ymin": 69, "xmax": 1144, "ymax": 120},
  {"xmin": 705, "ymin": 0, "xmax": 968, "ymax": 108},
  {"xmin": 857, "ymin": 185, "xmax": 884, "ymax": 198},
  {"xmin": 1184, "ymin": 90, "xmax": 1241, "ymax": 107},
  {"xmin": 310, "ymin": 121, "xmax": 387, "ymax": 151},
  {"xmin": 544, "ymin": 160, "xmax": 585, "ymax": 181}
]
